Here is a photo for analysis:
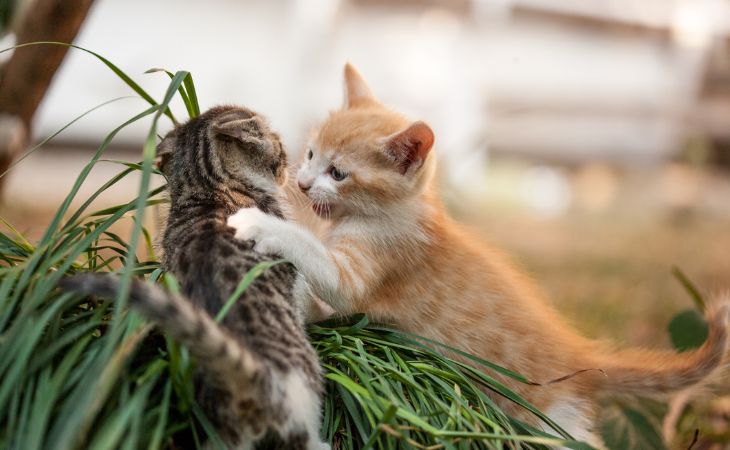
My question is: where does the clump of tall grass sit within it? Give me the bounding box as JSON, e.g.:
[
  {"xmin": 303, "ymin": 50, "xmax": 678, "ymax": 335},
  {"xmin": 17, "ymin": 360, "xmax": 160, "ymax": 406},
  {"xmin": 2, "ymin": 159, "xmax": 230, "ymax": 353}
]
[{"xmin": 2, "ymin": 43, "xmax": 692, "ymax": 450}]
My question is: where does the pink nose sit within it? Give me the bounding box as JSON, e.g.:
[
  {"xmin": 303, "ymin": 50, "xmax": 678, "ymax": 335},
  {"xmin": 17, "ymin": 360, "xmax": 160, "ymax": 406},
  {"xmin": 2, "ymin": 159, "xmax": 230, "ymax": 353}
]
[{"xmin": 298, "ymin": 180, "xmax": 311, "ymax": 192}]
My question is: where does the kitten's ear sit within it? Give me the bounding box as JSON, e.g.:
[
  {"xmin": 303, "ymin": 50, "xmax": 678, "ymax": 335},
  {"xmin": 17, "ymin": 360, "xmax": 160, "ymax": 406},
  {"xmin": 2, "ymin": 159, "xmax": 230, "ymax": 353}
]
[
  {"xmin": 344, "ymin": 63, "xmax": 375, "ymax": 108},
  {"xmin": 156, "ymin": 135, "xmax": 175, "ymax": 174},
  {"xmin": 213, "ymin": 117, "xmax": 268, "ymax": 150},
  {"xmin": 384, "ymin": 121, "xmax": 435, "ymax": 175}
]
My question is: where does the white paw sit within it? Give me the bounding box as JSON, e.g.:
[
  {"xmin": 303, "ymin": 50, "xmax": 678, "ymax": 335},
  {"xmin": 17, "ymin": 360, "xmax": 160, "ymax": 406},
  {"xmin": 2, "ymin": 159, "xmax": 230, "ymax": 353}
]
[
  {"xmin": 252, "ymin": 236, "xmax": 283, "ymax": 255},
  {"xmin": 227, "ymin": 207, "xmax": 270, "ymax": 241}
]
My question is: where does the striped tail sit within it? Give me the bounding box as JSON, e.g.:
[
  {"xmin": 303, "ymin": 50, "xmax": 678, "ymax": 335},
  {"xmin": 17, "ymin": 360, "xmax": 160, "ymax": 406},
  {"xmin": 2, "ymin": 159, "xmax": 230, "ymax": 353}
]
[
  {"xmin": 597, "ymin": 298, "xmax": 729, "ymax": 395},
  {"xmin": 59, "ymin": 274, "xmax": 262, "ymax": 389}
]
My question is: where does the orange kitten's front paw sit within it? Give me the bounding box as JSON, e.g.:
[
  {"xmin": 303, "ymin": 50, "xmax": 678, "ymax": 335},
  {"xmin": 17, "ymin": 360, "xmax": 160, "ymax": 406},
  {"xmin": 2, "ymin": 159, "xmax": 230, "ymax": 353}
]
[
  {"xmin": 252, "ymin": 235, "xmax": 284, "ymax": 255},
  {"xmin": 228, "ymin": 207, "xmax": 287, "ymax": 255},
  {"xmin": 227, "ymin": 207, "xmax": 268, "ymax": 241},
  {"xmin": 305, "ymin": 297, "xmax": 335, "ymax": 323}
]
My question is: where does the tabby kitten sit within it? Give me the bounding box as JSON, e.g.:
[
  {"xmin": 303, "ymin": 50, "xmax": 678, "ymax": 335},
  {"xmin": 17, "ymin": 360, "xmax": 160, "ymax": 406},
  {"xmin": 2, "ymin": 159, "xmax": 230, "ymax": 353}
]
[
  {"xmin": 227, "ymin": 66, "xmax": 730, "ymax": 446},
  {"xmin": 63, "ymin": 106, "xmax": 328, "ymax": 450}
]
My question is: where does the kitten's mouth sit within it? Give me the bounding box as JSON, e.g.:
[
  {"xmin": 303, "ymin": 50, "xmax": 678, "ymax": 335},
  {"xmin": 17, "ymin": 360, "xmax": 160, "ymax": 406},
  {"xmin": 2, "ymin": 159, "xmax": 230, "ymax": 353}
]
[{"xmin": 312, "ymin": 203, "xmax": 332, "ymax": 217}]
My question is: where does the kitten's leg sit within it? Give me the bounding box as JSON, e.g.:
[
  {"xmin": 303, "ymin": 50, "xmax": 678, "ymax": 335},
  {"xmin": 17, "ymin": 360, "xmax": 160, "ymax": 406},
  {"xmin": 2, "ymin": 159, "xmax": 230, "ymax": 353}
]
[
  {"xmin": 292, "ymin": 275, "xmax": 335, "ymax": 323},
  {"xmin": 227, "ymin": 208, "xmax": 363, "ymax": 312},
  {"xmin": 278, "ymin": 370, "xmax": 330, "ymax": 450},
  {"xmin": 544, "ymin": 399, "xmax": 604, "ymax": 450}
]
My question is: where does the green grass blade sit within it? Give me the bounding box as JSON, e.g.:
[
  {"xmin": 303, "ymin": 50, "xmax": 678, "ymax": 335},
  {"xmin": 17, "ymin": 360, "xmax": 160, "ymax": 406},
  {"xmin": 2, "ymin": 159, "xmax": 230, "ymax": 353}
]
[
  {"xmin": 215, "ymin": 259, "xmax": 286, "ymax": 322},
  {"xmin": 0, "ymin": 42, "xmax": 177, "ymax": 123},
  {"xmin": 0, "ymin": 96, "xmax": 139, "ymax": 179}
]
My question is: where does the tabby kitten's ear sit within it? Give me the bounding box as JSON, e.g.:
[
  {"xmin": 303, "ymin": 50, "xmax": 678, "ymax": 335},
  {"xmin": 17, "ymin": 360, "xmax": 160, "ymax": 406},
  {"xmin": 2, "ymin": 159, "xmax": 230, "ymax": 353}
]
[
  {"xmin": 344, "ymin": 63, "xmax": 376, "ymax": 108},
  {"xmin": 156, "ymin": 135, "xmax": 175, "ymax": 175},
  {"xmin": 384, "ymin": 121, "xmax": 435, "ymax": 175},
  {"xmin": 213, "ymin": 117, "xmax": 269, "ymax": 151}
]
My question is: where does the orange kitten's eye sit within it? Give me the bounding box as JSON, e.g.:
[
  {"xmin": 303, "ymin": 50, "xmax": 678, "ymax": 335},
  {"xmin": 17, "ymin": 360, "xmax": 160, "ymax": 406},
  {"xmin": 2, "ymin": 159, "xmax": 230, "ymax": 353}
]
[
  {"xmin": 329, "ymin": 166, "xmax": 348, "ymax": 181},
  {"xmin": 307, "ymin": 149, "xmax": 313, "ymax": 160}
]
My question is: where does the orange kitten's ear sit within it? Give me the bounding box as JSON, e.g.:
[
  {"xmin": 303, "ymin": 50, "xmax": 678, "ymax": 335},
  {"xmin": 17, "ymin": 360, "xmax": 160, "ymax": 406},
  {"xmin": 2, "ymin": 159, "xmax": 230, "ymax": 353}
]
[
  {"xmin": 384, "ymin": 121, "xmax": 435, "ymax": 175},
  {"xmin": 344, "ymin": 63, "xmax": 375, "ymax": 108}
]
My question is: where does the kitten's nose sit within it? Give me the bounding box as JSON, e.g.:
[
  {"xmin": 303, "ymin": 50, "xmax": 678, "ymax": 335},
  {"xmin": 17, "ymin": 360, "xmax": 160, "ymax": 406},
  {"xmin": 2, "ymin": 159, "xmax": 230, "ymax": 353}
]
[{"xmin": 298, "ymin": 180, "xmax": 311, "ymax": 192}]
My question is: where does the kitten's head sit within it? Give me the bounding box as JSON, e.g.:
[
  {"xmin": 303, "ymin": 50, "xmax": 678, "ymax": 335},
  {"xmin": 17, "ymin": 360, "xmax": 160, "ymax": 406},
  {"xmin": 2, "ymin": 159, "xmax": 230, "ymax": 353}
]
[
  {"xmin": 157, "ymin": 106, "xmax": 288, "ymax": 208},
  {"xmin": 297, "ymin": 64, "xmax": 436, "ymax": 220}
]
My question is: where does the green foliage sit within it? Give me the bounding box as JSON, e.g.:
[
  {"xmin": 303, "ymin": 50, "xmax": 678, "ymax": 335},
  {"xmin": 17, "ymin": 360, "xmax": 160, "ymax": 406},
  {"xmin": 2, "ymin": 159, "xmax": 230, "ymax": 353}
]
[
  {"xmin": 600, "ymin": 267, "xmax": 716, "ymax": 450},
  {"xmin": 312, "ymin": 316, "xmax": 592, "ymax": 450},
  {"xmin": 668, "ymin": 267, "xmax": 709, "ymax": 352},
  {"xmin": 668, "ymin": 309, "xmax": 709, "ymax": 352},
  {"xmin": 599, "ymin": 397, "xmax": 667, "ymax": 450},
  {"xmin": 0, "ymin": 43, "xmax": 590, "ymax": 450}
]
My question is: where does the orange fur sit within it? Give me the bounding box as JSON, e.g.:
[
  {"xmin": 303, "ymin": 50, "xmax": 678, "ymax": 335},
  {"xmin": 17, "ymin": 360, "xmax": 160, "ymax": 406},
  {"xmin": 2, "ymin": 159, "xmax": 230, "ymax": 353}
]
[{"xmin": 291, "ymin": 64, "xmax": 730, "ymax": 440}]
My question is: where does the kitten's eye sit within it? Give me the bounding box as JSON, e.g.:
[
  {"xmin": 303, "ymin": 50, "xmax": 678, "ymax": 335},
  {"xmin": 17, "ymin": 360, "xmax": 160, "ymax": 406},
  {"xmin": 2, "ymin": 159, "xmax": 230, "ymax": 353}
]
[
  {"xmin": 307, "ymin": 149, "xmax": 313, "ymax": 160},
  {"xmin": 329, "ymin": 166, "xmax": 348, "ymax": 181}
]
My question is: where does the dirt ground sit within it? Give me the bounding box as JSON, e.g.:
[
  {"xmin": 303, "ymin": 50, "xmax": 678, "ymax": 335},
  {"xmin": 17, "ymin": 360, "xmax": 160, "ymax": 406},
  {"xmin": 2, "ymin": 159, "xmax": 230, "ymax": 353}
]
[{"xmin": 449, "ymin": 161, "xmax": 730, "ymax": 349}]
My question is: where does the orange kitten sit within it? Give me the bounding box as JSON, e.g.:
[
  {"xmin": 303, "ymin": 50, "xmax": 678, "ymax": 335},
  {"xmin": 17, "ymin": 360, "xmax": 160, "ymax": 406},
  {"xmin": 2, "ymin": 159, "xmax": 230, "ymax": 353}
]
[{"xmin": 228, "ymin": 64, "xmax": 729, "ymax": 446}]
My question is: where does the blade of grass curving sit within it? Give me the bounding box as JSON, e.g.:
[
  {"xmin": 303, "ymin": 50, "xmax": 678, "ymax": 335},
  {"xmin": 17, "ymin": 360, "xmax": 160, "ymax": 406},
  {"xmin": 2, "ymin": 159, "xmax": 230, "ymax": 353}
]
[
  {"xmin": 112, "ymin": 71, "xmax": 187, "ymax": 317},
  {"xmin": 370, "ymin": 325, "xmax": 531, "ymax": 383},
  {"xmin": 0, "ymin": 267, "xmax": 20, "ymax": 332},
  {"xmin": 191, "ymin": 403, "xmax": 226, "ymax": 450},
  {"xmin": 85, "ymin": 376, "xmax": 156, "ymax": 450},
  {"xmin": 9, "ymin": 106, "xmax": 158, "ymax": 315},
  {"xmin": 313, "ymin": 316, "xmax": 584, "ymax": 448},
  {"xmin": 333, "ymin": 378, "xmax": 371, "ymax": 442},
  {"xmin": 145, "ymin": 68, "xmax": 195, "ymax": 119},
  {"xmin": 4, "ymin": 373, "xmax": 21, "ymax": 447},
  {"xmin": 25, "ymin": 335, "xmax": 92, "ymax": 450},
  {"xmin": 148, "ymin": 381, "xmax": 173, "ymax": 450},
  {"xmin": 60, "ymin": 166, "xmax": 137, "ymax": 232},
  {"xmin": 144, "ymin": 69, "xmax": 199, "ymax": 118},
  {"xmin": 13, "ymin": 372, "xmax": 36, "ymax": 450},
  {"xmin": 45, "ymin": 73, "xmax": 190, "ymax": 450},
  {"xmin": 14, "ymin": 196, "xmax": 162, "ymax": 328},
  {"xmin": 0, "ymin": 42, "xmax": 177, "ymax": 123},
  {"xmin": 86, "ymin": 195, "xmax": 166, "ymax": 218},
  {"xmin": 1, "ymin": 288, "xmax": 75, "ymax": 367},
  {"xmin": 34, "ymin": 189, "xmax": 166, "ymax": 294},
  {"xmin": 0, "ymin": 216, "xmax": 33, "ymax": 250},
  {"xmin": 361, "ymin": 403, "xmax": 398, "ymax": 450},
  {"xmin": 182, "ymin": 72, "xmax": 200, "ymax": 117},
  {"xmin": 23, "ymin": 371, "xmax": 53, "ymax": 450},
  {"xmin": 0, "ymin": 96, "xmax": 139, "ymax": 180},
  {"xmin": 368, "ymin": 325, "xmax": 571, "ymax": 438},
  {"xmin": 27, "ymin": 320, "xmax": 102, "ymax": 373},
  {"xmin": 672, "ymin": 266, "xmax": 706, "ymax": 312},
  {"xmin": 45, "ymin": 323, "xmax": 152, "ymax": 450},
  {"xmin": 141, "ymin": 226, "xmax": 155, "ymax": 260},
  {"xmin": 215, "ymin": 259, "xmax": 286, "ymax": 322}
]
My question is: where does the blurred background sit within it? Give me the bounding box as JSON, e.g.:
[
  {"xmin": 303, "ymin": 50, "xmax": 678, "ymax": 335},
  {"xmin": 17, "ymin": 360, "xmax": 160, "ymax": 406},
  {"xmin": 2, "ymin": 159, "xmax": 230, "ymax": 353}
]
[{"xmin": 0, "ymin": 0, "xmax": 729, "ymax": 370}]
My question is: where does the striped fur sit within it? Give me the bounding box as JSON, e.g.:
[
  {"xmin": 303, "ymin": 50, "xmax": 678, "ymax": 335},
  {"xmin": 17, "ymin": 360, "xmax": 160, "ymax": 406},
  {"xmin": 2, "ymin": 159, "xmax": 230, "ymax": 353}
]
[
  {"xmin": 64, "ymin": 106, "xmax": 327, "ymax": 450},
  {"xmin": 227, "ymin": 65, "xmax": 730, "ymax": 446},
  {"xmin": 59, "ymin": 274, "xmax": 263, "ymax": 389}
]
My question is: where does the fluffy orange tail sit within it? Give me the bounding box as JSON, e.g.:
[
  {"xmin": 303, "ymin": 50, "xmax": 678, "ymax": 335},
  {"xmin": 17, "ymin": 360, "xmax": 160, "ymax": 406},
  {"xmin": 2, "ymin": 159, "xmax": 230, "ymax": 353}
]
[{"xmin": 596, "ymin": 299, "xmax": 729, "ymax": 395}]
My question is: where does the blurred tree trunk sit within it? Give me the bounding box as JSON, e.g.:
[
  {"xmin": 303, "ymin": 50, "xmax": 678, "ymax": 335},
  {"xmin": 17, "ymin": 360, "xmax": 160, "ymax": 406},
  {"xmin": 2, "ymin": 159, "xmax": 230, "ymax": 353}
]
[{"xmin": 0, "ymin": 0, "xmax": 95, "ymax": 183}]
